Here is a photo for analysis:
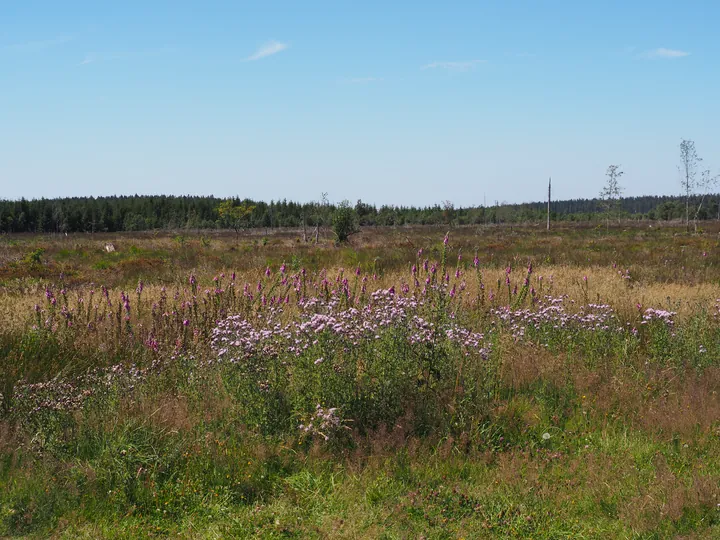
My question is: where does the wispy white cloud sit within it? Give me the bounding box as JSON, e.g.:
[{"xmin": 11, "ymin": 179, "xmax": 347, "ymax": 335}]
[
  {"xmin": 245, "ymin": 40, "xmax": 288, "ymax": 61},
  {"xmin": 77, "ymin": 47, "xmax": 177, "ymax": 66},
  {"xmin": 3, "ymin": 36, "xmax": 73, "ymax": 52},
  {"xmin": 640, "ymin": 47, "xmax": 690, "ymax": 59},
  {"xmin": 342, "ymin": 76, "xmax": 382, "ymax": 84},
  {"xmin": 421, "ymin": 60, "xmax": 485, "ymax": 72},
  {"xmin": 78, "ymin": 53, "xmax": 97, "ymax": 65}
]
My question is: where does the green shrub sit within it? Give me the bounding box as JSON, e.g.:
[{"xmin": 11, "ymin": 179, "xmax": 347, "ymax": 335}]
[{"xmin": 332, "ymin": 200, "xmax": 359, "ymax": 243}]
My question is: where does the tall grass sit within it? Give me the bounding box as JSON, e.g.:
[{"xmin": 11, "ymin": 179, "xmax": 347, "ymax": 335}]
[{"xmin": 0, "ymin": 227, "xmax": 719, "ymax": 537}]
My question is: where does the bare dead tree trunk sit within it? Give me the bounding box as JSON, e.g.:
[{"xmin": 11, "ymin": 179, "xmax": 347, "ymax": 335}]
[{"xmin": 547, "ymin": 177, "xmax": 551, "ymax": 231}]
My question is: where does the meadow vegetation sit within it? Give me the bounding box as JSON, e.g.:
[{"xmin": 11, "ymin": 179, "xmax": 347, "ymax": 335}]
[{"xmin": 0, "ymin": 222, "xmax": 719, "ymax": 538}]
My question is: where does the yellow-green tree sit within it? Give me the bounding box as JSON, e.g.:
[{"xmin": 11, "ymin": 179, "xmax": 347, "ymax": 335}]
[{"xmin": 217, "ymin": 199, "xmax": 255, "ymax": 241}]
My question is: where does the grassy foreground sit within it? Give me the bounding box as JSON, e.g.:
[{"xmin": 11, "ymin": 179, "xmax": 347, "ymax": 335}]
[{"xmin": 1, "ymin": 224, "xmax": 719, "ymax": 538}]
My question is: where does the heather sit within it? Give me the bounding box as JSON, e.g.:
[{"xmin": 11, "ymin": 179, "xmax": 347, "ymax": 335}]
[{"xmin": 0, "ymin": 224, "xmax": 719, "ymax": 538}]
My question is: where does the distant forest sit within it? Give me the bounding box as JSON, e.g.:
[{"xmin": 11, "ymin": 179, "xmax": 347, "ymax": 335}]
[{"xmin": 0, "ymin": 194, "xmax": 718, "ymax": 234}]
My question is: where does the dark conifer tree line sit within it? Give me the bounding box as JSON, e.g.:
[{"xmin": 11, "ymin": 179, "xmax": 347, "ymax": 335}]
[{"xmin": 0, "ymin": 194, "xmax": 718, "ymax": 234}]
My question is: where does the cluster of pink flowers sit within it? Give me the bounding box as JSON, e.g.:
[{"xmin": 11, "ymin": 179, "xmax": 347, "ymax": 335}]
[
  {"xmin": 211, "ymin": 287, "xmax": 491, "ymax": 363},
  {"xmin": 492, "ymin": 295, "xmax": 617, "ymax": 341},
  {"xmin": 641, "ymin": 308, "xmax": 676, "ymax": 327}
]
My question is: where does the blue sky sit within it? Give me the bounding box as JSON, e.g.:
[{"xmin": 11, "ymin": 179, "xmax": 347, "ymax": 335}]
[{"xmin": 1, "ymin": 1, "xmax": 718, "ymax": 206}]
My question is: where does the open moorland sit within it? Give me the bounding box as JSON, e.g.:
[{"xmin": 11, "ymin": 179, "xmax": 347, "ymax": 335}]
[{"xmin": 1, "ymin": 222, "xmax": 720, "ymax": 538}]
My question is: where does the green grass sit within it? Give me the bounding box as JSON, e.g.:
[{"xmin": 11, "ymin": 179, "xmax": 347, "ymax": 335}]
[{"xmin": 3, "ymin": 404, "xmax": 717, "ymax": 538}]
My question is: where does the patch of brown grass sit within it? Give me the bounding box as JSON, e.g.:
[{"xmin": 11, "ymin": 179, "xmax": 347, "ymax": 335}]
[
  {"xmin": 0, "ymin": 419, "xmax": 24, "ymax": 455},
  {"xmin": 498, "ymin": 340, "xmax": 568, "ymax": 390},
  {"xmin": 639, "ymin": 367, "xmax": 720, "ymax": 437},
  {"xmin": 574, "ymin": 363, "xmax": 720, "ymax": 438},
  {"xmin": 117, "ymin": 392, "xmax": 195, "ymax": 434},
  {"xmin": 620, "ymin": 453, "xmax": 720, "ymax": 533},
  {"xmin": 574, "ymin": 364, "xmax": 645, "ymax": 422}
]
